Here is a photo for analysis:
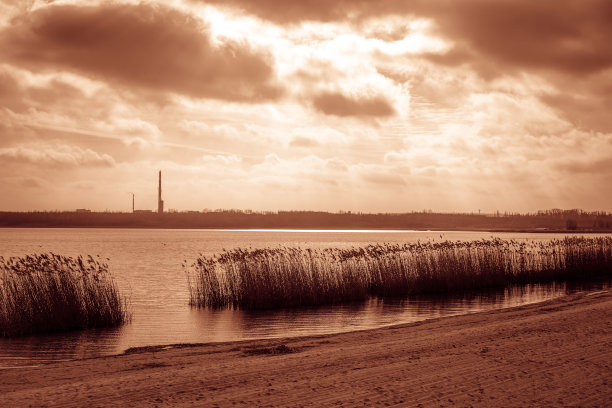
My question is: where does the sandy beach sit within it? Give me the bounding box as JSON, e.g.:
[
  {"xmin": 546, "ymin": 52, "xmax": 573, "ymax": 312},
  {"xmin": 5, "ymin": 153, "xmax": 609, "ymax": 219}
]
[{"xmin": 1, "ymin": 290, "xmax": 610, "ymax": 407}]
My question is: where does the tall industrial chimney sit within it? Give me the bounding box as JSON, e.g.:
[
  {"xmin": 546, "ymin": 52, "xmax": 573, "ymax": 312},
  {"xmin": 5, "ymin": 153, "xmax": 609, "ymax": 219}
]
[{"xmin": 157, "ymin": 170, "xmax": 164, "ymax": 214}]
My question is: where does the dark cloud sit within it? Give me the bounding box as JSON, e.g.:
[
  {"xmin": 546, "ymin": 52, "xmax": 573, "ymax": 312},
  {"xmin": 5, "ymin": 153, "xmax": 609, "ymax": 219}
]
[
  {"xmin": 419, "ymin": 0, "xmax": 612, "ymax": 77},
  {"xmin": 312, "ymin": 92, "xmax": 395, "ymax": 118},
  {"xmin": 0, "ymin": 3, "xmax": 282, "ymax": 102}
]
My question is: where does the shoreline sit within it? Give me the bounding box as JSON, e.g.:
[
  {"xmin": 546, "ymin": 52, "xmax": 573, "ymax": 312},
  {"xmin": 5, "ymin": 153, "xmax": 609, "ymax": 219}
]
[
  {"xmin": 1, "ymin": 290, "xmax": 610, "ymax": 406},
  {"xmin": 3, "ymin": 225, "xmax": 612, "ymax": 233}
]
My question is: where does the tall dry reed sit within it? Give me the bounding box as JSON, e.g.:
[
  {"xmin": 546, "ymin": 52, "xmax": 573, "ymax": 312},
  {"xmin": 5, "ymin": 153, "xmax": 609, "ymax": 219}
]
[
  {"xmin": 186, "ymin": 237, "xmax": 612, "ymax": 309},
  {"xmin": 0, "ymin": 253, "xmax": 130, "ymax": 337}
]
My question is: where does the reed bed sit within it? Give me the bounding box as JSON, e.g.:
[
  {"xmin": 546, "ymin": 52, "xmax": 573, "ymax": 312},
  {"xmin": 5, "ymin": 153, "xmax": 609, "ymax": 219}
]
[
  {"xmin": 187, "ymin": 237, "xmax": 612, "ymax": 309},
  {"xmin": 0, "ymin": 253, "xmax": 130, "ymax": 337}
]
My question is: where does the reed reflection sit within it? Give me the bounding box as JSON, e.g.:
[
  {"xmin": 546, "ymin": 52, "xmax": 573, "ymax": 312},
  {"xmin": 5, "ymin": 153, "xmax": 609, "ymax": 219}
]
[
  {"xmin": 0, "ymin": 327, "xmax": 123, "ymax": 368},
  {"xmin": 1, "ymin": 279, "xmax": 609, "ymax": 368}
]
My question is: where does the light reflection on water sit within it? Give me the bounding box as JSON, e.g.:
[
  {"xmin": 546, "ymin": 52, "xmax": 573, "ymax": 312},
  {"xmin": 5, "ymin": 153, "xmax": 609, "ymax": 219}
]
[{"xmin": 0, "ymin": 228, "xmax": 610, "ymax": 368}]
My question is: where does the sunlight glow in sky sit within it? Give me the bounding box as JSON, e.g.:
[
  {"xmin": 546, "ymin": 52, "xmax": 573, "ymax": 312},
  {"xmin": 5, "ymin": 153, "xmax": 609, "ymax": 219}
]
[{"xmin": 1, "ymin": 0, "xmax": 611, "ymax": 212}]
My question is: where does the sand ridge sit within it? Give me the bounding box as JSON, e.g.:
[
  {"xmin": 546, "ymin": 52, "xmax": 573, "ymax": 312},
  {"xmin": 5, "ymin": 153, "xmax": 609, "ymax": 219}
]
[{"xmin": 1, "ymin": 290, "xmax": 611, "ymax": 407}]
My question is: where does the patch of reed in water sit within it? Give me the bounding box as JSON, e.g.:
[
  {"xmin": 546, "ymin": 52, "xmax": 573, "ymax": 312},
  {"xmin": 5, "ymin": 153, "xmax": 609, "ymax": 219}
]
[
  {"xmin": 0, "ymin": 253, "xmax": 130, "ymax": 337},
  {"xmin": 187, "ymin": 237, "xmax": 612, "ymax": 309}
]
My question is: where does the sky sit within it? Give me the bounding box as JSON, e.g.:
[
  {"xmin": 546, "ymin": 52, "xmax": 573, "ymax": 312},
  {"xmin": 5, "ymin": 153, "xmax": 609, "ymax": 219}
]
[{"xmin": 1, "ymin": 0, "xmax": 611, "ymax": 213}]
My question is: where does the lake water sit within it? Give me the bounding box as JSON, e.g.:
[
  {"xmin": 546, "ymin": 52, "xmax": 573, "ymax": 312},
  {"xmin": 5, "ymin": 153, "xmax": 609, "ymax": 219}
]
[{"xmin": 1, "ymin": 228, "xmax": 610, "ymax": 368}]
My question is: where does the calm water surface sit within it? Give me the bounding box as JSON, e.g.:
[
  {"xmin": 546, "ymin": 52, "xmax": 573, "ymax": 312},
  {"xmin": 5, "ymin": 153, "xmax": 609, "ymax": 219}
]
[{"xmin": 1, "ymin": 228, "xmax": 610, "ymax": 368}]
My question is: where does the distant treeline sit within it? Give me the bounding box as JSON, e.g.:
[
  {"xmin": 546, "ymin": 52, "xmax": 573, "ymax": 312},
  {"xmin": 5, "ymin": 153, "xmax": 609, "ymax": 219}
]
[{"xmin": 1, "ymin": 209, "xmax": 611, "ymax": 231}]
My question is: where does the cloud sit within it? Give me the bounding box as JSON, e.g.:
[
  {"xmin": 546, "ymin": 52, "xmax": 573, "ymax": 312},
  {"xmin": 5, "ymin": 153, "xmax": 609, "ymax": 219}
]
[
  {"xmin": 203, "ymin": 0, "xmax": 612, "ymax": 133},
  {"xmin": 290, "ymin": 126, "xmax": 349, "ymax": 146},
  {"xmin": 179, "ymin": 120, "xmax": 242, "ymax": 142},
  {"xmin": 1, "ymin": 3, "xmax": 282, "ymax": 101},
  {"xmin": 312, "ymin": 91, "xmax": 395, "ymax": 118},
  {"xmin": 26, "ymin": 78, "xmax": 86, "ymax": 107},
  {"xmin": 98, "ymin": 118, "xmax": 162, "ymax": 140},
  {"xmin": 361, "ymin": 170, "xmax": 406, "ymax": 186},
  {"xmin": 21, "ymin": 178, "xmax": 43, "ymax": 189},
  {"xmin": 325, "ymin": 158, "xmax": 349, "ymax": 172},
  {"xmin": 202, "ymin": 0, "xmax": 360, "ymax": 24},
  {"xmin": 0, "ymin": 67, "xmax": 25, "ymax": 111},
  {"xmin": 202, "ymin": 154, "xmax": 242, "ymax": 166},
  {"xmin": 539, "ymin": 73, "xmax": 612, "ymax": 133},
  {"xmin": 247, "ymin": 154, "xmax": 349, "ymax": 188},
  {"xmin": 0, "ymin": 144, "xmax": 116, "ymax": 167},
  {"xmin": 554, "ymin": 156, "xmax": 612, "ymax": 175},
  {"xmin": 205, "ymin": 0, "xmax": 612, "ymax": 76},
  {"xmin": 289, "ymin": 136, "xmax": 320, "ymax": 148}
]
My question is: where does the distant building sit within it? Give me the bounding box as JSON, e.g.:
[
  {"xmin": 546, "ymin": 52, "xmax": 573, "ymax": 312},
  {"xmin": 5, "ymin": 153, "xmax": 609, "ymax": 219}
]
[
  {"xmin": 75, "ymin": 209, "xmax": 91, "ymax": 213},
  {"xmin": 158, "ymin": 170, "xmax": 164, "ymax": 214},
  {"xmin": 134, "ymin": 209, "xmax": 153, "ymax": 214}
]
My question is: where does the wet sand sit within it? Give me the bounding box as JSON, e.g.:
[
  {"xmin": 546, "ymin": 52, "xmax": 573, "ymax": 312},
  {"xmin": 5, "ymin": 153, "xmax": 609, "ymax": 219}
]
[{"xmin": 1, "ymin": 290, "xmax": 610, "ymax": 407}]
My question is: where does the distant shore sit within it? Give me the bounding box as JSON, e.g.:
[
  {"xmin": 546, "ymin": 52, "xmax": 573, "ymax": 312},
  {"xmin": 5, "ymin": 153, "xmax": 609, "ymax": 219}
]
[
  {"xmin": 2, "ymin": 225, "xmax": 612, "ymax": 234},
  {"xmin": 1, "ymin": 210, "xmax": 611, "ymax": 232},
  {"xmin": 1, "ymin": 290, "xmax": 610, "ymax": 406}
]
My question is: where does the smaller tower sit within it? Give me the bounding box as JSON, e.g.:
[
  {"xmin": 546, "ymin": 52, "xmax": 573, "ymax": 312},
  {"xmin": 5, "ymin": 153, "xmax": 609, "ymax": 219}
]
[{"xmin": 157, "ymin": 170, "xmax": 164, "ymax": 214}]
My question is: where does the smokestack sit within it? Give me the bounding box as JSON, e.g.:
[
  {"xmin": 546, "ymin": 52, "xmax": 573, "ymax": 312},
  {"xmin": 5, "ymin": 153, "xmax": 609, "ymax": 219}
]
[{"xmin": 157, "ymin": 170, "xmax": 164, "ymax": 214}]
